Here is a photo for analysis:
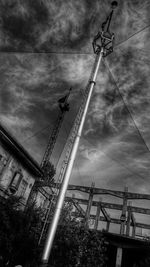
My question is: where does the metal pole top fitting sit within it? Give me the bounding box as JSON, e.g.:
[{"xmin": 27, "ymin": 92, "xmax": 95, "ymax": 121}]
[
  {"xmin": 92, "ymin": 1, "xmax": 118, "ymax": 55},
  {"xmin": 111, "ymin": 1, "xmax": 118, "ymax": 9}
]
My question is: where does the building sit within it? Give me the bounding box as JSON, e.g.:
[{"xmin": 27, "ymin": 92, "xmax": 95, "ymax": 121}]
[{"xmin": 0, "ymin": 123, "xmax": 44, "ymax": 207}]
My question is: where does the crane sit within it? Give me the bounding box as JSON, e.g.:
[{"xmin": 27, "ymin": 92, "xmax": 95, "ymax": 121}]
[
  {"xmin": 28, "ymin": 88, "xmax": 72, "ymax": 203},
  {"xmin": 40, "ymin": 87, "xmax": 72, "ymax": 185}
]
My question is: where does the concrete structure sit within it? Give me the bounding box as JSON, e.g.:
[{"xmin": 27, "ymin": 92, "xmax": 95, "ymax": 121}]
[
  {"xmin": 64, "ymin": 183, "xmax": 150, "ymax": 267},
  {"xmin": 0, "ymin": 123, "xmax": 44, "ymax": 207},
  {"xmin": 39, "ymin": 182, "xmax": 150, "ymax": 266}
]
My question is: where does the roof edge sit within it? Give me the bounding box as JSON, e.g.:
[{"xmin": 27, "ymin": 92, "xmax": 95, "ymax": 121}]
[{"xmin": 0, "ymin": 123, "xmax": 43, "ymax": 178}]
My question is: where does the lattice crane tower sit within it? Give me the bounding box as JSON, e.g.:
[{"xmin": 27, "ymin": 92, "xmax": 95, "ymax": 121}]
[
  {"xmin": 27, "ymin": 88, "xmax": 72, "ymax": 205},
  {"xmin": 40, "ymin": 88, "xmax": 72, "ymax": 182}
]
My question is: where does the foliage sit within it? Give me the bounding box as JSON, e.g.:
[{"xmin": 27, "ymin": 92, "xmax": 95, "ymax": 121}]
[
  {"xmin": 0, "ymin": 194, "xmax": 107, "ymax": 267},
  {"xmin": 49, "ymin": 224, "xmax": 107, "ymax": 267},
  {"xmin": 42, "ymin": 161, "xmax": 56, "ymax": 183},
  {"xmin": 48, "ymin": 204, "xmax": 107, "ymax": 267},
  {"xmin": 0, "ymin": 196, "xmax": 42, "ymax": 267},
  {"xmin": 135, "ymin": 257, "xmax": 150, "ymax": 267}
]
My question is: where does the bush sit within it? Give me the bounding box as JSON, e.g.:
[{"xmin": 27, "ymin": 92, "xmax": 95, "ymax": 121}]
[{"xmin": 0, "ymin": 196, "xmax": 42, "ymax": 267}]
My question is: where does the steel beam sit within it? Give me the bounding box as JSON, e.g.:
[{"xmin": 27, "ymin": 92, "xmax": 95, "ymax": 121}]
[
  {"xmin": 72, "ymin": 212, "xmax": 150, "ymax": 230},
  {"xmin": 52, "ymin": 183, "xmax": 150, "ymax": 200},
  {"xmin": 94, "ymin": 201, "xmax": 101, "ymax": 230},
  {"xmin": 85, "ymin": 183, "xmax": 94, "ymax": 227},
  {"xmin": 66, "ymin": 196, "xmax": 150, "ymax": 215},
  {"xmin": 131, "ymin": 212, "xmax": 136, "ymax": 237},
  {"xmin": 70, "ymin": 198, "xmax": 85, "ymax": 217},
  {"xmin": 120, "ymin": 187, "xmax": 128, "ymax": 235},
  {"xmin": 126, "ymin": 202, "xmax": 132, "ymax": 236}
]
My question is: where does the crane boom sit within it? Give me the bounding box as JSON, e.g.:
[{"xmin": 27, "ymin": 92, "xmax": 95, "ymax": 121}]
[
  {"xmin": 40, "ymin": 88, "xmax": 72, "ymax": 172},
  {"xmin": 27, "ymin": 89, "xmax": 72, "ymax": 205}
]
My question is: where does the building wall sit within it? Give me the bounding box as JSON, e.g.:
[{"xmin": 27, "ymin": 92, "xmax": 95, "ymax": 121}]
[
  {"xmin": 36, "ymin": 191, "xmax": 47, "ymax": 208},
  {"xmin": 0, "ymin": 145, "xmax": 10, "ymax": 178},
  {"xmin": 16, "ymin": 168, "xmax": 35, "ymax": 205},
  {"xmin": 0, "ymin": 142, "xmax": 35, "ymax": 206}
]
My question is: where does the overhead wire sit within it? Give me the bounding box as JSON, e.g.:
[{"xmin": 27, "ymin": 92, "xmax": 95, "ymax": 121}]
[
  {"xmin": 103, "ymin": 58, "xmax": 150, "ymax": 154},
  {"xmin": 13, "ymin": 18, "xmax": 150, "ymax": 184},
  {"xmin": 81, "ymin": 136, "xmax": 148, "ymax": 182},
  {"xmin": 63, "ymin": 117, "xmax": 84, "ymax": 186},
  {"xmin": 0, "ymin": 50, "xmax": 92, "ymax": 55},
  {"xmin": 20, "ymin": 95, "xmax": 148, "ymax": 184},
  {"xmin": 22, "ymin": 124, "xmax": 51, "ymax": 143},
  {"xmin": 21, "ymin": 114, "xmax": 70, "ymax": 168},
  {"xmin": 75, "ymin": 162, "xmax": 85, "ymax": 187},
  {"xmin": 22, "ymin": 108, "xmax": 71, "ymax": 144},
  {"xmin": 102, "ymin": 1, "xmax": 150, "ymax": 48},
  {"xmin": 63, "ymin": 118, "xmax": 91, "ymax": 188},
  {"xmin": 54, "ymin": 120, "xmax": 71, "ymax": 168},
  {"xmin": 19, "ymin": 83, "xmax": 150, "ymax": 180},
  {"xmin": 115, "ymin": 24, "xmax": 150, "ymax": 48},
  {"xmin": 65, "ymin": 117, "xmax": 148, "ymax": 183},
  {"xmin": 37, "ymin": 119, "xmax": 72, "ymax": 244},
  {"xmin": 26, "ymin": 113, "xmax": 148, "ymax": 194},
  {"xmin": 0, "ymin": 24, "xmax": 149, "ymax": 55}
]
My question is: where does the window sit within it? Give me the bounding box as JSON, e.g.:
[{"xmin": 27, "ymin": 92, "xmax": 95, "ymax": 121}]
[
  {"xmin": 0, "ymin": 155, "xmax": 3, "ymax": 173},
  {"xmin": 3, "ymin": 159, "xmax": 7, "ymax": 166},
  {"xmin": 19, "ymin": 180, "xmax": 28, "ymax": 197},
  {"xmin": 0, "ymin": 154, "xmax": 7, "ymax": 165},
  {"xmin": 9, "ymin": 171, "xmax": 22, "ymax": 194}
]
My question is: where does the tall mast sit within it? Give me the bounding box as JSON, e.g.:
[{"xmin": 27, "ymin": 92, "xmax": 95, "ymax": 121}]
[{"xmin": 41, "ymin": 2, "xmax": 118, "ymax": 266}]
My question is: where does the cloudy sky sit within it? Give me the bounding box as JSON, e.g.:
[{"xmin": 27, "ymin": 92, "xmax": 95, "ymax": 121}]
[{"xmin": 0, "ymin": 0, "xmax": 150, "ymax": 205}]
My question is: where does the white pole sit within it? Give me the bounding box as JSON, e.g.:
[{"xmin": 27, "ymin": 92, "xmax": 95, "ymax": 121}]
[
  {"xmin": 41, "ymin": 48, "xmax": 104, "ymax": 266},
  {"xmin": 40, "ymin": 2, "xmax": 117, "ymax": 264}
]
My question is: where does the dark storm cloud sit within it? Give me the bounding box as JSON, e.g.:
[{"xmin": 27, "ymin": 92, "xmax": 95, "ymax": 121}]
[
  {"xmin": 68, "ymin": 0, "xmax": 150, "ymax": 194},
  {"xmin": 0, "ymin": 0, "xmax": 49, "ymax": 50},
  {"xmin": 0, "ymin": 0, "xmax": 104, "ymax": 52},
  {"xmin": 0, "ymin": 0, "xmax": 150, "ymax": 198},
  {"xmin": 0, "ymin": 50, "xmax": 90, "ymax": 161}
]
